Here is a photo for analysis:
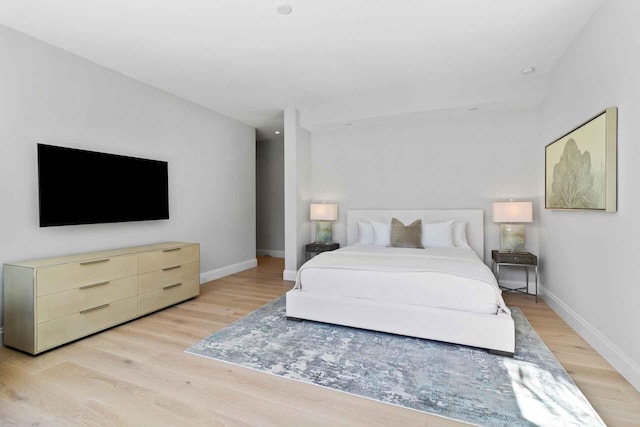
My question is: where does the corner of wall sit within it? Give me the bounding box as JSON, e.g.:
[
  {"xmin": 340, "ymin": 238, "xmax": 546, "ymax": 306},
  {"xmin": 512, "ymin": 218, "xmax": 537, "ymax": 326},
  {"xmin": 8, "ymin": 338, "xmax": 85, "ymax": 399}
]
[{"xmin": 256, "ymin": 249, "xmax": 285, "ymax": 258}]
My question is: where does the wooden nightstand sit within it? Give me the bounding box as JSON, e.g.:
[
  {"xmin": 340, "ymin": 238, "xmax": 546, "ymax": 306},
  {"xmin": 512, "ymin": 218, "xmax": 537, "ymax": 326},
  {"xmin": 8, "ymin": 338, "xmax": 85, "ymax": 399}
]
[
  {"xmin": 491, "ymin": 250, "xmax": 538, "ymax": 303},
  {"xmin": 305, "ymin": 242, "xmax": 339, "ymax": 261}
]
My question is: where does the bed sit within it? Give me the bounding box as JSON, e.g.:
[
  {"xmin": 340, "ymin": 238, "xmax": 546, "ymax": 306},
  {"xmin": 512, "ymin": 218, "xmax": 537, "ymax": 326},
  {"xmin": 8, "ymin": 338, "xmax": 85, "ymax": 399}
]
[{"xmin": 285, "ymin": 209, "xmax": 515, "ymax": 356}]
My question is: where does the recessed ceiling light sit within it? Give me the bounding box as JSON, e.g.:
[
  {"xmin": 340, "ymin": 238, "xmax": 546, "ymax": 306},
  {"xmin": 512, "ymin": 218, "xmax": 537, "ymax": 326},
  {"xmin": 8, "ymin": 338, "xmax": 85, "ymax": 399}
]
[
  {"xmin": 521, "ymin": 67, "xmax": 536, "ymax": 75},
  {"xmin": 276, "ymin": 4, "xmax": 292, "ymax": 15},
  {"xmin": 275, "ymin": 131, "xmax": 281, "ymax": 134}
]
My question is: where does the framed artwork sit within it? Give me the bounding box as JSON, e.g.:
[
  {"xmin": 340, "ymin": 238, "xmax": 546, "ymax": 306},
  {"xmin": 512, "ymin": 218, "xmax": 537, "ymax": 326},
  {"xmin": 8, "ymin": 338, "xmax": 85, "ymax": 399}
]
[{"xmin": 545, "ymin": 107, "xmax": 617, "ymax": 212}]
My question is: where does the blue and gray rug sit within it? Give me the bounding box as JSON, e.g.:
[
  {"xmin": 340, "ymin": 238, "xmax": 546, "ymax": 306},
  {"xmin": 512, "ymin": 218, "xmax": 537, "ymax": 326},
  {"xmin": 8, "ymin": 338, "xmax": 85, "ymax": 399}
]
[{"xmin": 186, "ymin": 297, "xmax": 603, "ymax": 426}]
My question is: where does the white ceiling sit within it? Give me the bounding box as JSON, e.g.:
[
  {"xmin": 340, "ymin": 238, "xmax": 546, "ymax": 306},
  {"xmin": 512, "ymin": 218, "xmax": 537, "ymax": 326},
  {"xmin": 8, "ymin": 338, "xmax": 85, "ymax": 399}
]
[{"xmin": 0, "ymin": 0, "xmax": 602, "ymax": 136}]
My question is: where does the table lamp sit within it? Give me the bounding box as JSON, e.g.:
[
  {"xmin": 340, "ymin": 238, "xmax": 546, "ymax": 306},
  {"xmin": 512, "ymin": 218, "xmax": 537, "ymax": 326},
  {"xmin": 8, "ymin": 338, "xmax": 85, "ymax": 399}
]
[
  {"xmin": 310, "ymin": 203, "xmax": 338, "ymax": 244},
  {"xmin": 492, "ymin": 201, "xmax": 533, "ymax": 252}
]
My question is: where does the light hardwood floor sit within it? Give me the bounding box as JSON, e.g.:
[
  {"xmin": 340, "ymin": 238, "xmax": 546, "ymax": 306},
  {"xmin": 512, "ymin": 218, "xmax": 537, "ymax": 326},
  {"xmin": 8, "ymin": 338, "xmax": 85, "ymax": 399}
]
[{"xmin": 1, "ymin": 256, "xmax": 639, "ymax": 426}]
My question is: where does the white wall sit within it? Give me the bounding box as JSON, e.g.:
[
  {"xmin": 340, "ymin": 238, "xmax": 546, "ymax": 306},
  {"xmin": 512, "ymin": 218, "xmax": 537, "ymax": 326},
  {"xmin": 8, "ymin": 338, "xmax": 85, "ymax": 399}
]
[
  {"xmin": 539, "ymin": 0, "xmax": 640, "ymax": 390},
  {"xmin": 256, "ymin": 136, "xmax": 284, "ymax": 256},
  {"xmin": 310, "ymin": 109, "xmax": 541, "ymax": 268},
  {"xmin": 0, "ymin": 25, "xmax": 256, "ymax": 329},
  {"xmin": 296, "ymin": 127, "xmax": 312, "ymax": 268},
  {"xmin": 283, "ymin": 107, "xmax": 312, "ymax": 280}
]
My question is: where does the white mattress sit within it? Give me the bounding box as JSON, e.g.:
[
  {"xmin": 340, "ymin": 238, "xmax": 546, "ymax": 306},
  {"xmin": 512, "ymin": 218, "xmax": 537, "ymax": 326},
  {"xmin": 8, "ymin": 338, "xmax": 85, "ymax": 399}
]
[{"xmin": 296, "ymin": 245, "xmax": 507, "ymax": 315}]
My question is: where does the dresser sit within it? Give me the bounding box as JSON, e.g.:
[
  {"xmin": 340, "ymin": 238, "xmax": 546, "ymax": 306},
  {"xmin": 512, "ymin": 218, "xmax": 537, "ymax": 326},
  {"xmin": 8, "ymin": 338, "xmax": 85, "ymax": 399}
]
[{"xmin": 3, "ymin": 242, "xmax": 200, "ymax": 354}]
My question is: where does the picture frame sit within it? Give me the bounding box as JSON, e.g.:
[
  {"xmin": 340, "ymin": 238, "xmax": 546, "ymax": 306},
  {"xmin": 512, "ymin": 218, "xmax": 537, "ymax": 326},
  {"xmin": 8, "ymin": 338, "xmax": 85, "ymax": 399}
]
[{"xmin": 545, "ymin": 107, "xmax": 617, "ymax": 212}]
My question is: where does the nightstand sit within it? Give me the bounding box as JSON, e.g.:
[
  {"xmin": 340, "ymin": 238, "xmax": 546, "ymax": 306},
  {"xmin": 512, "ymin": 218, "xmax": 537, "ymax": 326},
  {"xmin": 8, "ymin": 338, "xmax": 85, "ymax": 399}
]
[
  {"xmin": 306, "ymin": 242, "xmax": 339, "ymax": 261},
  {"xmin": 491, "ymin": 250, "xmax": 538, "ymax": 303}
]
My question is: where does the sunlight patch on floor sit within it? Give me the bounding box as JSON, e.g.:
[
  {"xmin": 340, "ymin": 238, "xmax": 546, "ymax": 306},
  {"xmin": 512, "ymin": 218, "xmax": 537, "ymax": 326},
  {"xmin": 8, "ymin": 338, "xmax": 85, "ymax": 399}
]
[{"xmin": 502, "ymin": 358, "xmax": 602, "ymax": 426}]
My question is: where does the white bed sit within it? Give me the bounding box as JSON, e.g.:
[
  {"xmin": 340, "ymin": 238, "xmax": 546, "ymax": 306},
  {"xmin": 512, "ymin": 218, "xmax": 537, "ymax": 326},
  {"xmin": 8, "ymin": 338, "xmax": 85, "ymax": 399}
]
[{"xmin": 285, "ymin": 209, "xmax": 515, "ymax": 355}]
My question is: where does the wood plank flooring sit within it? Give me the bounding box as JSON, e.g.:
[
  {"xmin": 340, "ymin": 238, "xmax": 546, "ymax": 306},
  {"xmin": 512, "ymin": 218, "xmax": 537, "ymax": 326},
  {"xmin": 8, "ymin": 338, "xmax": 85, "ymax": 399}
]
[{"xmin": 1, "ymin": 256, "xmax": 638, "ymax": 426}]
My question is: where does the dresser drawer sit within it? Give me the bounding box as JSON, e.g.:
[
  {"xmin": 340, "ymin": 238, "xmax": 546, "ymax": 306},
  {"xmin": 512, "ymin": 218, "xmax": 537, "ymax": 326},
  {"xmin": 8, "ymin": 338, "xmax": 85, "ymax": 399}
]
[
  {"xmin": 37, "ymin": 255, "xmax": 138, "ymax": 296},
  {"xmin": 138, "ymin": 277, "xmax": 199, "ymax": 315},
  {"xmin": 495, "ymin": 253, "xmax": 536, "ymax": 265},
  {"xmin": 36, "ymin": 296, "xmax": 137, "ymax": 352},
  {"xmin": 138, "ymin": 261, "xmax": 199, "ymax": 294},
  {"xmin": 138, "ymin": 245, "xmax": 199, "ymax": 274},
  {"xmin": 36, "ymin": 276, "xmax": 137, "ymax": 324}
]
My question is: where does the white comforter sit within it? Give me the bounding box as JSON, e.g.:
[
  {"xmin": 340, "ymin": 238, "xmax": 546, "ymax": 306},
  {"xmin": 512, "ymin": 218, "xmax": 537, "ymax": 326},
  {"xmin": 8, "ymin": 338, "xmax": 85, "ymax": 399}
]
[{"xmin": 295, "ymin": 245, "xmax": 510, "ymax": 315}]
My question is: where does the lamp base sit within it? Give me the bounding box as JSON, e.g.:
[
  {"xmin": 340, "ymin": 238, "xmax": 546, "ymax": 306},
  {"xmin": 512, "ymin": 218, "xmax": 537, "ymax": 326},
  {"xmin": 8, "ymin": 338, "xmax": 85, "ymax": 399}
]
[
  {"xmin": 315, "ymin": 221, "xmax": 333, "ymax": 244},
  {"xmin": 500, "ymin": 224, "xmax": 525, "ymax": 252}
]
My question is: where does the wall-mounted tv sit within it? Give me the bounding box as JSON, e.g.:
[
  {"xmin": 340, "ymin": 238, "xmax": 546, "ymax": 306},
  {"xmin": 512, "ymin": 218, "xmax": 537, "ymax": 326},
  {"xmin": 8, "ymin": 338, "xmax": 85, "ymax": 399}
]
[{"xmin": 38, "ymin": 144, "xmax": 169, "ymax": 227}]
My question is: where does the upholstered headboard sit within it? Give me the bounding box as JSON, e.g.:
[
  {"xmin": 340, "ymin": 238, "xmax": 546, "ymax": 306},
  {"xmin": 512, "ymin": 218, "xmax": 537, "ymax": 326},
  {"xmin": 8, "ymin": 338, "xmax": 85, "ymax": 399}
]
[{"xmin": 346, "ymin": 209, "xmax": 485, "ymax": 259}]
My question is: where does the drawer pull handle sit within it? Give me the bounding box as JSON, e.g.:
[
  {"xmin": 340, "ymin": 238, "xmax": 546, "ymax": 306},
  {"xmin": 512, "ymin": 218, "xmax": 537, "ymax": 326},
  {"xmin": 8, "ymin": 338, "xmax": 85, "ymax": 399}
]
[
  {"xmin": 163, "ymin": 265, "xmax": 181, "ymax": 271},
  {"xmin": 163, "ymin": 282, "xmax": 182, "ymax": 290},
  {"xmin": 80, "ymin": 258, "xmax": 110, "ymax": 266},
  {"xmin": 80, "ymin": 303, "xmax": 110, "ymax": 314},
  {"xmin": 514, "ymin": 257, "xmax": 520, "ymax": 263},
  {"xmin": 163, "ymin": 248, "xmax": 182, "ymax": 253},
  {"xmin": 79, "ymin": 281, "xmax": 110, "ymax": 290}
]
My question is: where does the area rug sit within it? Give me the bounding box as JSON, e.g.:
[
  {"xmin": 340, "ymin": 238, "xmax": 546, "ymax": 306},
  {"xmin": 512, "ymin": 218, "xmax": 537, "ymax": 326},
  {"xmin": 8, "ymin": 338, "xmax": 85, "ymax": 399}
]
[{"xmin": 186, "ymin": 297, "xmax": 604, "ymax": 426}]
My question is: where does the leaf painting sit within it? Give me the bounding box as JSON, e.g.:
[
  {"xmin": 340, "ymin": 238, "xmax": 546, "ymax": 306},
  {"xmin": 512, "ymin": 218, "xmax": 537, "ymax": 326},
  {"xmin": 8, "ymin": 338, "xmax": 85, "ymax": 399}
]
[
  {"xmin": 545, "ymin": 109, "xmax": 616, "ymax": 211},
  {"xmin": 549, "ymin": 139, "xmax": 596, "ymax": 209}
]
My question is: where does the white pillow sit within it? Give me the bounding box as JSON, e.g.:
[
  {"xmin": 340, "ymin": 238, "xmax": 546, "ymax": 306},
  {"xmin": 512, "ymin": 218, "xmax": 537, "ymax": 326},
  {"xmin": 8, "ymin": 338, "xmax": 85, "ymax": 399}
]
[
  {"xmin": 453, "ymin": 221, "xmax": 471, "ymax": 248},
  {"xmin": 356, "ymin": 221, "xmax": 375, "ymax": 245},
  {"xmin": 371, "ymin": 221, "xmax": 391, "ymax": 246},
  {"xmin": 421, "ymin": 221, "xmax": 455, "ymax": 248}
]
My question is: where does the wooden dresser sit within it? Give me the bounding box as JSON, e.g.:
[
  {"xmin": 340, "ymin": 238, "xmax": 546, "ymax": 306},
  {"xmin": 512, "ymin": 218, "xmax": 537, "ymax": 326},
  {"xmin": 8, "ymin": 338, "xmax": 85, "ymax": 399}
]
[{"xmin": 3, "ymin": 242, "xmax": 200, "ymax": 354}]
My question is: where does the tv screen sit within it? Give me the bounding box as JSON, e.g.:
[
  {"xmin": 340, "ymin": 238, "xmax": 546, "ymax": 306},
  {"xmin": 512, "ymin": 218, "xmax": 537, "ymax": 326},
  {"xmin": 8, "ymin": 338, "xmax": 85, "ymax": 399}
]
[{"xmin": 38, "ymin": 144, "xmax": 169, "ymax": 227}]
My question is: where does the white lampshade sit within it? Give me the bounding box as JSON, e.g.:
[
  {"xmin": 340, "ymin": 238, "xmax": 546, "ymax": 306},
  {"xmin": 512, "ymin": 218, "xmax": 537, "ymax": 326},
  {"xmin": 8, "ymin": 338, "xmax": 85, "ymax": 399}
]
[
  {"xmin": 310, "ymin": 203, "xmax": 338, "ymax": 221},
  {"xmin": 492, "ymin": 201, "xmax": 533, "ymax": 223}
]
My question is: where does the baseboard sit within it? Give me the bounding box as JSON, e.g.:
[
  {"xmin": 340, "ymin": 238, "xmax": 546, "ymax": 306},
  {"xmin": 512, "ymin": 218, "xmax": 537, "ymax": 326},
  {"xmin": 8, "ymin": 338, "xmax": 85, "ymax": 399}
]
[
  {"xmin": 256, "ymin": 249, "xmax": 285, "ymax": 258},
  {"xmin": 200, "ymin": 258, "xmax": 258, "ymax": 284},
  {"xmin": 283, "ymin": 269, "xmax": 297, "ymax": 282},
  {"xmin": 541, "ymin": 285, "xmax": 640, "ymax": 392}
]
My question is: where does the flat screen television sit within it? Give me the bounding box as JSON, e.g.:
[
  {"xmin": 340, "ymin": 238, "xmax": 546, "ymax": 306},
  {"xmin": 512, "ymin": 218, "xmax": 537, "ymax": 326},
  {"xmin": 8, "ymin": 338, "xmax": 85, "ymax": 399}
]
[{"xmin": 38, "ymin": 144, "xmax": 169, "ymax": 227}]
